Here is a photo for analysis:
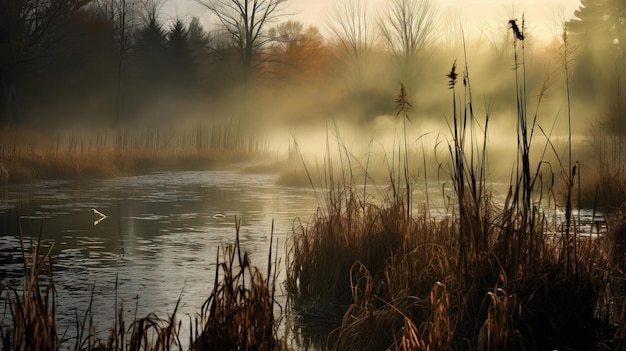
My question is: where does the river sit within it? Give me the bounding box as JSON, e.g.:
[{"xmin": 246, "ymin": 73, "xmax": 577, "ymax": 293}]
[{"xmin": 0, "ymin": 168, "xmax": 320, "ymax": 346}]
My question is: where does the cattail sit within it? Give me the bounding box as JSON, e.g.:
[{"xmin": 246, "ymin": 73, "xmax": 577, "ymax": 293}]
[
  {"xmin": 395, "ymin": 83, "xmax": 412, "ymax": 121},
  {"xmin": 446, "ymin": 60, "xmax": 458, "ymax": 89},
  {"xmin": 509, "ymin": 19, "xmax": 524, "ymax": 41}
]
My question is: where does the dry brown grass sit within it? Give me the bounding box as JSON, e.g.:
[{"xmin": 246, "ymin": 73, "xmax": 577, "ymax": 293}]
[
  {"xmin": 1, "ymin": 150, "xmax": 134, "ymax": 183},
  {"xmin": 287, "ymin": 187, "xmax": 408, "ymax": 311},
  {"xmin": 286, "ymin": 175, "xmax": 614, "ymax": 349},
  {"xmin": 1, "ymin": 219, "xmax": 287, "ymax": 351},
  {"xmin": 285, "ymin": 39, "xmax": 619, "ymax": 349},
  {"xmin": 3, "ymin": 232, "xmax": 58, "ymax": 350},
  {"xmin": 0, "ymin": 125, "xmax": 269, "ymax": 184},
  {"xmin": 192, "ymin": 220, "xmax": 286, "ymax": 351}
]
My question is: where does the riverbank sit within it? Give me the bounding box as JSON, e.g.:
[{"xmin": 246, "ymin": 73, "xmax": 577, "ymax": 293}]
[{"xmin": 0, "ymin": 126, "xmax": 270, "ymax": 185}]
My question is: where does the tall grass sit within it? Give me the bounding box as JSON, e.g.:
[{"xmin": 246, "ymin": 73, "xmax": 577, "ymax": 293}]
[
  {"xmin": 1, "ymin": 219, "xmax": 286, "ymax": 350},
  {"xmin": 0, "ymin": 123, "xmax": 270, "ymax": 184},
  {"xmin": 193, "ymin": 219, "xmax": 285, "ymax": 351},
  {"xmin": 2, "ymin": 223, "xmax": 59, "ymax": 350},
  {"xmin": 285, "ymin": 18, "xmax": 618, "ymax": 350}
]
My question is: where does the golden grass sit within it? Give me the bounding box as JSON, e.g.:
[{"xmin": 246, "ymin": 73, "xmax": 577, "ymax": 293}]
[
  {"xmin": 1, "ymin": 150, "xmax": 133, "ymax": 183},
  {"xmin": 0, "ymin": 125, "xmax": 270, "ymax": 184}
]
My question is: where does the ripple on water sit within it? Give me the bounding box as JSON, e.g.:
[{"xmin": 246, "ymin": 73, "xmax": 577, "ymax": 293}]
[
  {"xmin": 0, "ymin": 170, "xmax": 320, "ymax": 348},
  {"xmin": 127, "ymin": 214, "xmax": 169, "ymax": 221},
  {"xmin": 20, "ymin": 214, "xmax": 53, "ymax": 220}
]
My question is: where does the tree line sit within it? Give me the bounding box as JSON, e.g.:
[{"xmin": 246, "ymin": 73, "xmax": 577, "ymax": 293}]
[{"xmin": 0, "ymin": 0, "xmax": 624, "ymax": 131}]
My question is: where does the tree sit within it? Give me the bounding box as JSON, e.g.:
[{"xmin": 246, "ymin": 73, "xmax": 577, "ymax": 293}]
[
  {"xmin": 188, "ymin": 16, "xmax": 210, "ymax": 65},
  {"xmin": 47, "ymin": 8, "xmax": 119, "ymax": 124},
  {"xmin": 94, "ymin": 0, "xmax": 137, "ymax": 125},
  {"xmin": 127, "ymin": 0, "xmax": 168, "ymax": 121},
  {"xmin": 135, "ymin": 0, "xmax": 166, "ymax": 60},
  {"xmin": 378, "ymin": 0, "xmax": 438, "ymax": 87},
  {"xmin": 166, "ymin": 19, "xmax": 194, "ymax": 92},
  {"xmin": 568, "ymin": 0, "xmax": 626, "ymax": 58},
  {"xmin": 186, "ymin": 17, "xmax": 215, "ymax": 94},
  {"xmin": 0, "ymin": 0, "xmax": 93, "ymax": 124},
  {"xmin": 567, "ymin": 0, "xmax": 626, "ymax": 132},
  {"xmin": 196, "ymin": 0, "xmax": 286, "ymax": 84},
  {"xmin": 267, "ymin": 21, "xmax": 327, "ymax": 82},
  {"xmin": 326, "ymin": 0, "xmax": 374, "ymax": 87}
]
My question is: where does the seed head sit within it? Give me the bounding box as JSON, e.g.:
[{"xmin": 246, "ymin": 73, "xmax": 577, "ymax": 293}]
[
  {"xmin": 509, "ymin": 19, "xmax": 524, "ymax": 41},
  {"xmin": 446, "ymin": 60, "xmax": 458, "ymax": 89}
]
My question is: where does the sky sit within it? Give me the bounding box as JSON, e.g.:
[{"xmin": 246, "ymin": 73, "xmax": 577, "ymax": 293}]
[{"xmin": 163, "ymin": 0, "xmax": 582, "ymax": 43}]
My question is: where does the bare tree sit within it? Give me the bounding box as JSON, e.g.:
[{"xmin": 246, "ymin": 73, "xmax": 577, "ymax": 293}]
[
  {"xmin": 378, "ymin": 0, "xmax": 438, "ymax": 86},
  {"xmin": 197, "ymin": 0, "xmax": 286, "ymax": 83},
  {"xmin": 326, "ymin": 0, "xmax": 374, "ymax": 87},
  {"xmin": 94, "ymin": 0, "xmax": 137, "ymax": 125},
  {"xmin": 138, "ymin": 0, "xmax": 164, "ymax": 28}
]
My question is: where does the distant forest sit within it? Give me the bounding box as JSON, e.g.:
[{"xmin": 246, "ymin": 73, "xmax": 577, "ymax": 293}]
[{"xmin": 1, "ymin": 0, "xmax": 624, "ymax": 132}]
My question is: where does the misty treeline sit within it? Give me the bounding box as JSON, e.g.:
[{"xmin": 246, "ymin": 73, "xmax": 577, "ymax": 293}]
[{"xmin": 0, "ymin": 0, "xmax": 625, "ymax": 133}]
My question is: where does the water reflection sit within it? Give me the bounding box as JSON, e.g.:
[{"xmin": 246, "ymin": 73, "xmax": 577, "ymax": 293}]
[{"xmin": 0, "ymin": 170, "xmax": 319, "ymax": 343}]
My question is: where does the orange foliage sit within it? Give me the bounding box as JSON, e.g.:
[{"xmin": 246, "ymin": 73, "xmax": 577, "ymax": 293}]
[{"xmin": 265, "ymin": 21, "xmax": 331, "ymax": 84}]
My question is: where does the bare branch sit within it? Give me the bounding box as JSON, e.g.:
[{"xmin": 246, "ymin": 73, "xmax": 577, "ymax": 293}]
[
  {"xmin": 196, "ymin": 0, "xmax": 286, "ymax": 82},
  {"xmin": 378, "ymin": 0, "xmax": 438, "ymax": 83}
]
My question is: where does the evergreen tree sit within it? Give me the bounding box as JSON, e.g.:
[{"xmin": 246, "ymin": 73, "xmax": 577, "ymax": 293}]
[
  {"xmin": 128, "ymin": 1, "xmax": 168, "ymax": 121},
  {"xmin": 186, "ymin": 17, "xmax": 218, "ymax": 97},
  {"xmin": 567, "ymin": 0, "xmax": 626, "ymax": 132},
  {"xmin": 166, "ymin": 19, "xmax": 193, "ymax": 90},
  {"xmin": 188, "ymin": 17, "xmax": 210, "ymax": 58},
  {"xmin": 134, "ymin": 14, "xmax": 167, "ymax": 79},
  {"xmin": 568, "ymin": 0, "xmax": 626, "ymax": 58},
  {"xmin": 0, "ymin": 0, "xmax": 93, "ymax": 125}
]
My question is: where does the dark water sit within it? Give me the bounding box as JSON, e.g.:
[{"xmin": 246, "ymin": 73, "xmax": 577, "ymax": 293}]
[{"xmin": 0, "ymin": 169, "xmax": 319, "ymax": 344}]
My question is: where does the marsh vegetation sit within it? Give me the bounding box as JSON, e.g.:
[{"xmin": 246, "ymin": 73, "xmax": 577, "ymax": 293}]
[{"xmin": 2, "ymin": 0, "xmax": 626, "ymax": 349}]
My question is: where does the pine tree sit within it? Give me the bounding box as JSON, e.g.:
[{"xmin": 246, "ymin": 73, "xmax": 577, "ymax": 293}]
[
  {"xmin": 166, "ymin": 19, "xmax": 194, "ymax": 97},
  {"xmin": 127, "ymin": 1, "xmax": 168, "ymax": 122},
  {"xmin": 568, "ymin": 0, "xmax": 626, "ymax": 133},
  {"xmin": 568, "ymin": 0, "xmax": 626, "ymax": 57}
]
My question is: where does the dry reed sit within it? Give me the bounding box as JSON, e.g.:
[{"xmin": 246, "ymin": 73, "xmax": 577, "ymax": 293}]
[
  {"xmin": 285, "ymin": 18, "xmax": 618, "ymax": 350},
  {"xmin": 1, "ymin": 218, "xmax": 287, "ymax": 351},
  {"xmin": 0, "ymin": 124, "xmax": 270, "ymax": 184}
]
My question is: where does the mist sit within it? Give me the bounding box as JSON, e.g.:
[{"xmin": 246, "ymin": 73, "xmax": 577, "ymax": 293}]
[{"xmin": 1, "ymin": 0, "xmax": 624, "ymax": 189}]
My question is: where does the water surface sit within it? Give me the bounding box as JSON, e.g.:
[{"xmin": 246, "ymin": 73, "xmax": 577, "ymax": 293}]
[{"xmin": 0, "ymin": 169, "xmax": 319, "ymax": 343}]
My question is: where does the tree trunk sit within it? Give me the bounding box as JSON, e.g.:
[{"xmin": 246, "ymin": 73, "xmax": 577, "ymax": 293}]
[{"xmin": 0, "ymin": 78, "xmax": 15, "ymax": 125}]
